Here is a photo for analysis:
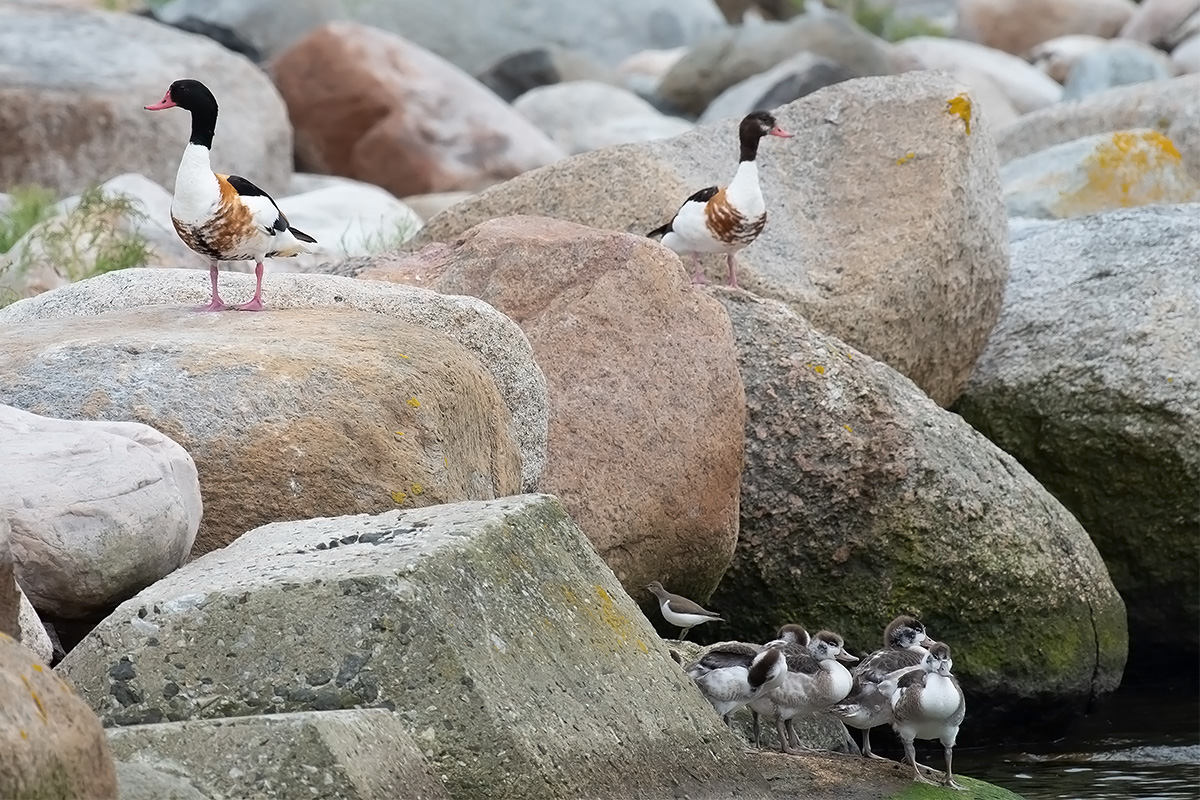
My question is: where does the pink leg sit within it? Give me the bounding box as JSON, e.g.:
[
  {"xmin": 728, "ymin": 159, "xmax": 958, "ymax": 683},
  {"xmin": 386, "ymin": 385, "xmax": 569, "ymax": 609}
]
[
  {"xmin": 725, "ymin": 253, "xmax": 739, "ymax": 287},
  {"xmin": 689, "ymin": 253, "xmax": 708, "ymax": 285},
  {"xmin": 235, "ymin": 262, "xmax": 266, "ymax": 311},
  {"xmin": 197, "ymin": 259, "xmax": 226, "ymax": 312}
]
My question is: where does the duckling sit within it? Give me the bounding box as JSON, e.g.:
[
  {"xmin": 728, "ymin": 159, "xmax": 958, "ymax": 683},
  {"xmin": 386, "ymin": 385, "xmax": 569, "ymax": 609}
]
[
  {"xmin": 646, "ymin": 580, "xmax": 723, "ymax": 640},
  {"xmin": 749, "ymin": 629, "xmax": 857, "ymax": 754},
  {"xmin": 684, "ymin": 640, "xmax": 788, "ymax": 726},
  {"xmin": 749, "ymin": 623, "xmax": 809, "ymax": 747},
  {"xmin": 888, "ymin": 642, "xmax": 966, "ymax": 790},
  {"xmin": 830, "ymin": 615, "xmax": 937, "ymax": 759}
]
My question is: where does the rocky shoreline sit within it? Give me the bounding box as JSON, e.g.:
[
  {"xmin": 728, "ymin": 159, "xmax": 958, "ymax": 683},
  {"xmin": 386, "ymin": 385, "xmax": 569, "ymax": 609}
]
[{"xmin": 1, "ymin": 0, "xmax": 1197, "ymax": 798}]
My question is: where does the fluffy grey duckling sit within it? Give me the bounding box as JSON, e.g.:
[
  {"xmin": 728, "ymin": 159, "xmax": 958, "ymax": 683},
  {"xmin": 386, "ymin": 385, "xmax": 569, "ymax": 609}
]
[{"xmin": 830, "ymin": 615, "xmax": 937, "ymax": 759}]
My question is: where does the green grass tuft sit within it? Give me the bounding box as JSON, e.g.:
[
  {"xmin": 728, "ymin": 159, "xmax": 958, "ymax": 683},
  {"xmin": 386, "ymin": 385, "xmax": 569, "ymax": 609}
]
[
  {"xmin": 0, "ymin": 184, "xmax": 153, "ymax": 308},
  {"xmin": 0, "ymin": 185, "xmax": 58, "ymax": 254}
]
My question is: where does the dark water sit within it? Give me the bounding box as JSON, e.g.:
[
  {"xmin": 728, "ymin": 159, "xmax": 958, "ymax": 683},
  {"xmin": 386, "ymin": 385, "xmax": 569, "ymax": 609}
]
[{"xmin": 953, "ymin": 682, "xmax": 1200, "ymax": 799}]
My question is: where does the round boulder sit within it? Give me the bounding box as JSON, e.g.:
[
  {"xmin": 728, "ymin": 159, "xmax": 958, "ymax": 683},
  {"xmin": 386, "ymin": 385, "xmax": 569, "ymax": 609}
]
[
  {"xmin": 709, "ymin": 288, "xmax": 1128, "ymax": 736},
  {"xmin": 0, "ymin": 4, "xmax": 292, "ymax": 196},
  {"xmin": 956, "ymin": 206, "xmax": 1200, "ymax": 673}
]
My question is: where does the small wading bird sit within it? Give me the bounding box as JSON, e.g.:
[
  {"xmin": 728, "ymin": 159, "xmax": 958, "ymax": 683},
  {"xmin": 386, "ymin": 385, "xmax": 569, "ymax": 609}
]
[
  {"xmin": 647, "ymin": 110, "xmax": 792, "ymax": 287},
  {"xmin": 145, "ymin": 79, "xmax": 316, "ymax": 311},
  {"xmin": 645, "ymin": 580, "xmax": 723, "ymax": 640}
]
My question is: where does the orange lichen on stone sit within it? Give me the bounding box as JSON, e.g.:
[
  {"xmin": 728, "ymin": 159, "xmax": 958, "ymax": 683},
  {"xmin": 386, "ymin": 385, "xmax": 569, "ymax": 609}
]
[
  {"xmin": 896, "ymin": 152, "xmax": 917, "ymax": 165},
  {"xmin": 946, "ymin": 94, "xmax": 972, "ymax": 135},
  {"xmin": 1055, "ymin": 130, "xmax": 1200, "ymax": 217}
]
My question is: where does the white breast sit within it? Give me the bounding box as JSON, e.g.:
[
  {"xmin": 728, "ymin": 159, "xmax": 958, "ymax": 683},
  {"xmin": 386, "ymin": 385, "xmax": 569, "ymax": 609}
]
[
  {"xmin": 171, "ymin": 143, "xmax": 221, "ymax": 226},
  {"xmin": 724, "ymin": 160, "xmax": 764, "ymax": 218},
  {"xmin": 918, "ymin": 675, "xmax": 962, "ymax": 720}
]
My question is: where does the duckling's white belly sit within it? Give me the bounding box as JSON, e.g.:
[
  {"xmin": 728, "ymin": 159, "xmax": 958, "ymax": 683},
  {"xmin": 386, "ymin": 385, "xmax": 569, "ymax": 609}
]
[{"xmin": 919, "ymin": 675, "xmax": 962, "ymax": 721}]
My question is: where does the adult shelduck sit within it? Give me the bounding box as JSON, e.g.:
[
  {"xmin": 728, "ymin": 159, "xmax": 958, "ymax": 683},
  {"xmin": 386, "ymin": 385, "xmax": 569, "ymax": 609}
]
[
  {"xmin": 145, "ymin": 79, "xmax": 316, "ymax": 311},
  {"xmin": 647, "ymin": 111, "xmax": 792, "ymax": 287}
]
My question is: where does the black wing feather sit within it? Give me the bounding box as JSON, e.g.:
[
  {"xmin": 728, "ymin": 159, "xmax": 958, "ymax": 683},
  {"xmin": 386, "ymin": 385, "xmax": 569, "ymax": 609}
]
[
  {"xmin": 225, "ymin": 174, "xmax": 289, "ymax": 234},
  {"xmin": 684, "ymin": 186, "xmax": 720, "ymax": 205},
  {"xmin": 648, "ymin": 185, "xmax": 721, "ymax": 239}
]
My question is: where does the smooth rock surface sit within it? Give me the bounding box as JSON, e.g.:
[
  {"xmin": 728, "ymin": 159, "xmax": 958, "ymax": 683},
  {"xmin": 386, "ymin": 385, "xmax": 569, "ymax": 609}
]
[
  {"xmin": 956, "ymin": 207, "xmax": 1199, "ymax": 667},
  {"xmin": 1028, "ymin": 34, "xmax": 1112, "ymax": 83},
  {"xmin": 1002, "ymin": 129, "xmax": 1200, "ymax": 218},
  {"xmin": 58, "ymin": 495, "xmax": 774, "ymax": 800},
  {"xmin": 1171, "ymin": 33, "xmax": 1200, "ymax": 74},
  {"xmin": 0, "ymin": 633, "xmax": 119, "ymax": 800},
  {"xmin": 896, "ymin": 36, "xmax": 1064, "ymax": 114},
  {"xmin": 0, "ymin": 404, "xmax": 201, "ymax": 618},
  {"xmin": 476, "ymin": 46, "xmax": 613, "ymax": 103},
  {"xmin": 954, "ymin": 0, "xmax": 1137, "ymax": 56},
  {"xmin": 658, "ymin": 11, "xmax": 902, "ymax": 116},
  {"xmin": 348, "ymin": 217, "xmax": 745, "ymax": 603},
  {"xmin": 274, "ymin": 182, "xmax": 424, "ymax": 271},
  {"xmin": 994, "ymin": 74, "xmax": 1200, "ymax": 178},
  {"xmin": 1062, "ymin": 42, "xmax": 1174, "ymax": 101},
  {"xmin": 155, "ymin": 0, "xmax": 727, "ymax": 74},
  {"xmin": 708, "ymin": 288, "xmax": 1129, "ymax": 732},
  {"xmin": 415, "ymin": 73, "xmax": 1009, "ymax": 407},
  {"xmin": 0, "ymin": 269, "xmax": 547, "ymax": 497},
  {"xmin": 1120, "ymin": 0, "xmax": 1200, "ymax": 44},
  {"xmin": 108, "ymin": 711, "xmax": 449, "ymax": 800},
  {"xmin": 0, "ymin": 4, "xmax": 292, "ymax": 196},
  {"xmin": 698, "ymin": 52, "xmax": 855, "ymax": 124},
  {"xmin": 271, "ymin": 22, "xmax": 566, "ymax": 199},
  {"xmin": 514, "ymin": 81, "xmax": 693, "ymax": 154}
]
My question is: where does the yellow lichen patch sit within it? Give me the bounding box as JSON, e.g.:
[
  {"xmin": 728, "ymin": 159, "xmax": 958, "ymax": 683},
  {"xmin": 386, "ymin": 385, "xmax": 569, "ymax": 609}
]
[
  {"xmin": 813, "ymin": 364, "xmax": 826, "ymax": 375},
  {"xmin": 843, "ymin": 424, "xmax": 853, "ymax": 432},
  {"xmin": 1055, "ymin": 130, "xmax": 1200, "ymax": 217},
  {"xmin": 390, "ymin": 490, "xmax": 407, "ymax": 504},
  {"xmin": 946, "ymin": 94, "xmax": 972, "ymax": 135},
  {"xmin": 21, "ymin": 675, "xmax": 47, "ymax": 723},
  {"xmin": 410, "ymin": 483, "xmax": 424, "ymax": 496},
  {"xmin": 20, "ymin": 730, "xmax": 27, "ymax": 739},
  {"xmin": 593, "ymin": 585, "xmax": 645, "ymax": 651},
  {"xmin": 32, "ymin": 664, "xmax": 42, "ymax": 672},
  {"xmin": 407, "ymin": 397, "xmax": 421, "ymax": 408},
  {"xmin": 398, "ymin": 353, "xmax": 410, "ymax": 359},
  {"xmin": 895, "ymin": 152, "xmax": 917, "ymax": 165},
  {"xmin": 393, "ymin": 431, "xmax": 404, "ymax": 437}
]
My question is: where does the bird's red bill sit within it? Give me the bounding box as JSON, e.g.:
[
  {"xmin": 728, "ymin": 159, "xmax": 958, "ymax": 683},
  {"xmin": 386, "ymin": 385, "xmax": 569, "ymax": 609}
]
[
  {"xmin": 144, "ymin": 91, "xmax": 176, "ymax": 111},
  {"xmin": 769, "ymin": 126, "xmax": 794, "ymax": 138}
]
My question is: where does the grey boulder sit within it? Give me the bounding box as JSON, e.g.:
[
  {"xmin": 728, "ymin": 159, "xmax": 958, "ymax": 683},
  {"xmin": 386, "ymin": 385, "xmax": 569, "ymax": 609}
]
[
  {"xmin": 57, "ymin": 495, "xmax": 772, "ymax": 800},
  {"xmin": 0, "ymin": 404, "xmax": 201, "ymax": 619},
  {"xmin": 0, "ymin": 4, "xmax": 292, "ymax": 196},
  {"xmin": 956, "ymin": 206, "xmax": 1200, "ymax": 667},
  {"xmin": 708, "ymin": 288, "xmax": 1128, "ymax": 733},
  {"xmin": 108, "ymin": 711, "xmax": 447, "ymax": 800}
]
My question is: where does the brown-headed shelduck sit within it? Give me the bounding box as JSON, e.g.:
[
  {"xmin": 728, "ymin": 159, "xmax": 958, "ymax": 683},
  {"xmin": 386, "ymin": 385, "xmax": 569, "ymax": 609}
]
[
  {"xmin": 145, "ymin": 79, "xmax": 316, "ymax": 311},
  {"xmin": 647, "ymin": 110, "xmax": 792, "ymax": 287}
]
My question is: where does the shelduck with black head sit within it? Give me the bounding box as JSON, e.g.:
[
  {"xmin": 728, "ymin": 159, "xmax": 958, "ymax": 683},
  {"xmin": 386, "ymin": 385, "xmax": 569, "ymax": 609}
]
[
  {"xmin": 145, "ymin": 78, "xmax": 317, "ymax": 312},
  {"xmin": 647, "ymin": 110, "xmax": 792, "ymax": 287}
]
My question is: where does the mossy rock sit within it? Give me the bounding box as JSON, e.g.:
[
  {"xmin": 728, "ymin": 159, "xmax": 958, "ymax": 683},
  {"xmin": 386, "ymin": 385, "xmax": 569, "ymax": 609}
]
[
  {"xmin": 956, "ymin": 207, "xmax": 1200, "ymax": 673},
  {"xmin": 710, "ymin": 289, "xmax": 1128, "ymax": 738}
]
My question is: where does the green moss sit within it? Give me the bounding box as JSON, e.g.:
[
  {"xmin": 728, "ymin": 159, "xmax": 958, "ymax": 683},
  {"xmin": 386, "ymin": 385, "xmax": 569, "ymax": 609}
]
[{"xmin": 890, "ymin": 775, "xmax": 1025, "ymax": 799}]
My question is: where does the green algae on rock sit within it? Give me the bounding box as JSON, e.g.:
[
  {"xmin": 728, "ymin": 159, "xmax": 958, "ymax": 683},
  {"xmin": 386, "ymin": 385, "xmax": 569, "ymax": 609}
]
[
  {"xmin": 710, "ymin": 289, "xmax": 1128, "ymax": 737},
  {"xmin": 56, "ymin": 495, "xmax": 775, "ymax": 800}
]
